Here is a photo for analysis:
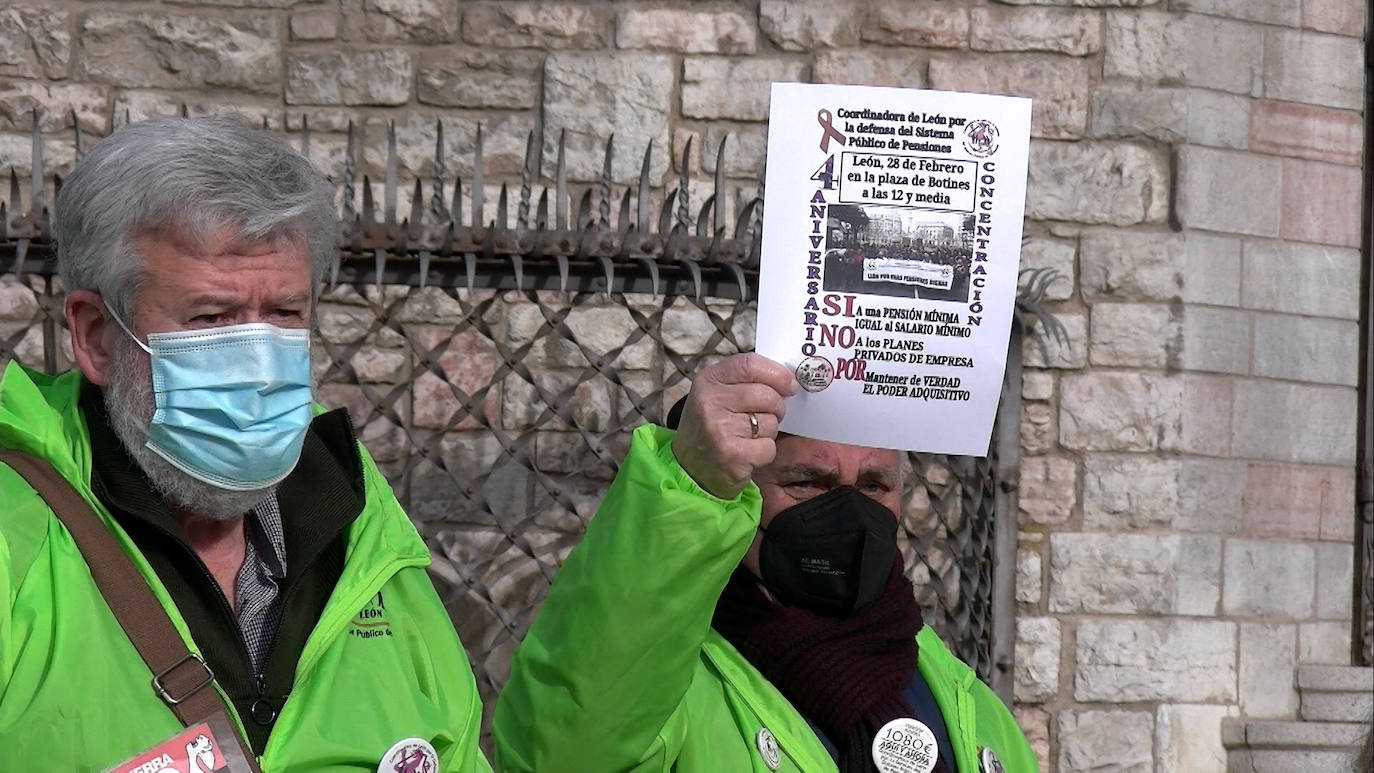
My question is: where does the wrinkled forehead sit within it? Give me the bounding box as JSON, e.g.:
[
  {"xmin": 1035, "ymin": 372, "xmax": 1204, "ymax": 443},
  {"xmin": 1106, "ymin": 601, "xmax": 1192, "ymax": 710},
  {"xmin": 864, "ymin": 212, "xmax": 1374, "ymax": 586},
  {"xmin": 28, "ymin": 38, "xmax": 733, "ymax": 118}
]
[
  {"xmin": 126, "ymin": 226, "xmax": 315, "ymax": 310},
  {"xmin": 133, "ymin": 221, "xmax": 307, "ymax": 261},
  {"xmin": 766, "ymin": 433, "xmax": 902, "ymax": 481}
]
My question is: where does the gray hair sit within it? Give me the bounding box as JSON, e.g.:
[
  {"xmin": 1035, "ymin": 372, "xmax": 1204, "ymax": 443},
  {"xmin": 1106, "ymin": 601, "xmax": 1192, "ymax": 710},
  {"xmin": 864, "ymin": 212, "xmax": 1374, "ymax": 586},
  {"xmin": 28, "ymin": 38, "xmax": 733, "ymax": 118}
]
[{"xmin": 54, "ymin": 115, "xmax": 336, "ymax": 320}]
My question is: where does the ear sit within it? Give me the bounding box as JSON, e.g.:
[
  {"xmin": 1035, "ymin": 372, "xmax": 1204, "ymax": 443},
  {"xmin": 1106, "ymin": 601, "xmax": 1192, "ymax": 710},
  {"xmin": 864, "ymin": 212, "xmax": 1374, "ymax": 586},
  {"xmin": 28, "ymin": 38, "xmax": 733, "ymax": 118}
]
[{"xmin": 66, "ymin": 289, "xmax": 119, "ymax": 386}]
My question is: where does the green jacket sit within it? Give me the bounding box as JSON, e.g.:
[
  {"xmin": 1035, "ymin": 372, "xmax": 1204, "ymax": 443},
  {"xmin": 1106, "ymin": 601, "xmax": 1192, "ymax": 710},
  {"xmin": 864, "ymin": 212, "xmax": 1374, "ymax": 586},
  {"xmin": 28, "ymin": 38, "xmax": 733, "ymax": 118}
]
[
  {"xmin": 0, "ymin": 362, "xmax": 491, "ymax": 772},
  {"xmin": 495, "ymin": 424, "xmax": 1036, "ymax": 773}
]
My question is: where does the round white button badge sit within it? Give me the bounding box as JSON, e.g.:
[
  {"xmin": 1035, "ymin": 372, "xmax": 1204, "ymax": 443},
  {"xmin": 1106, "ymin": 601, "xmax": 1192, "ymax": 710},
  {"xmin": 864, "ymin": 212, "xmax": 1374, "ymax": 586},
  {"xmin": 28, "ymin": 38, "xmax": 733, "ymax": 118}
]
[
  {"xmin": 377, "ymin": 737, "xmax": 438, "ymax": 773},
  {"xmin": 871, "ymin": 718, "xmax": 938, "ymax": 773},
  {"xmin": 756, "ymin": 726, "xmax": 781, "ymax": 771},
  {"xmin": 978, "ymin": 746, "xmax": 1005, "ymax": 773}
]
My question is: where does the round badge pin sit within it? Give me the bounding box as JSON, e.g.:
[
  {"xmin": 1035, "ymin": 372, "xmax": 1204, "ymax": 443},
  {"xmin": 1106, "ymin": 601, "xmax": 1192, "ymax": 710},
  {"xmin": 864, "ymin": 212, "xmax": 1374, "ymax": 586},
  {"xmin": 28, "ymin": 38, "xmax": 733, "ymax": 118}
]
[
  {"xmin": 795, "ymin": 356, "xmax": 835, "ymax": 393},
  {"xmin": 377, "ymin": 737, "xmax": 438, "ymax": 773},
  {"xmin": 978, "ymin": 746, "xmax": 1005, "ymax": 773},
  {"xmin": 756, "ymin": 726, "xmax": 781, "ymax": 771},
  {"xmin": 871, "ymin": 718, "xmax": 938, "ymax": 773}
]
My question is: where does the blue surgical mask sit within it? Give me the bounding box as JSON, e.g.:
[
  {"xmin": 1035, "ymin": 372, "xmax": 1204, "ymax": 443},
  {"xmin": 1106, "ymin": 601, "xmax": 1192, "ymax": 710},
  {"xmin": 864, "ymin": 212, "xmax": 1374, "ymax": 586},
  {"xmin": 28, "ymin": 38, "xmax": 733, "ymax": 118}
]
[{"xmin": 107, "ymin": 308, "xmax": 314, "ymax": 491}]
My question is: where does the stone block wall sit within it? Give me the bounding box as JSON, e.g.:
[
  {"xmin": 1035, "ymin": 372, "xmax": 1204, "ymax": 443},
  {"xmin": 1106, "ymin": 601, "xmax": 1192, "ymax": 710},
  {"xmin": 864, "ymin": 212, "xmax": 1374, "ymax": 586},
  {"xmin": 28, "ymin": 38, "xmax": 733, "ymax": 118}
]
[{"xmin": 0, "ymin": 1, "xmax": 1366, "ymax": 770}]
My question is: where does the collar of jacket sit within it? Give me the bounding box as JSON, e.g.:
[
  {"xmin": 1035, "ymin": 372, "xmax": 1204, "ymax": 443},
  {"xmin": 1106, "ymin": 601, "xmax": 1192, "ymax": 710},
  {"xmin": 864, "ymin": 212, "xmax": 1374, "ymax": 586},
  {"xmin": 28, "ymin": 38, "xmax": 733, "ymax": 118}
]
[
  {"xmin": 78, "ymin": 376, "xmax": 359, "ymax": 581},
  {"xmin": 0, "ymin": 359, "xmax": 432, "ymax": 682}
]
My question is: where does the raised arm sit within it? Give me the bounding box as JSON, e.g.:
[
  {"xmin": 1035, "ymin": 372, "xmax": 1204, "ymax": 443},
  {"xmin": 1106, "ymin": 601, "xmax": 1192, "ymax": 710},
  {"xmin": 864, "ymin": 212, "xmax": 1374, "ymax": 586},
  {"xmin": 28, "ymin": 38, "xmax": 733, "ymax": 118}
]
[{"xmin": 493, "ymin": 354, "xmax": 795, "ymax": 773}]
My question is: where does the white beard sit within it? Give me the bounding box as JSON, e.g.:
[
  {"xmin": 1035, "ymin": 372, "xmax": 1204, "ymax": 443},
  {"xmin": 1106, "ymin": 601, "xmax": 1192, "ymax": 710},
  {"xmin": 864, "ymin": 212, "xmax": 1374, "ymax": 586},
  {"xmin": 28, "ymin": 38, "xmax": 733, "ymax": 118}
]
[{"xmin": 103, "ymin": 337, "xmax": 278, "ymax": 521}]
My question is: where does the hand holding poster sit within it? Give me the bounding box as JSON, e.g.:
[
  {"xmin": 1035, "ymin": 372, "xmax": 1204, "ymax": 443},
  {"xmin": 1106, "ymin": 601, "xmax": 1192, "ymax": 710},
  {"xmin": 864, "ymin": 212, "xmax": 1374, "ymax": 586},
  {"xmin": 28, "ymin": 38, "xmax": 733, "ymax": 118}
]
[{"xmin": 755, "ymin": 83, "xmax": 1031, "ymax": 456}]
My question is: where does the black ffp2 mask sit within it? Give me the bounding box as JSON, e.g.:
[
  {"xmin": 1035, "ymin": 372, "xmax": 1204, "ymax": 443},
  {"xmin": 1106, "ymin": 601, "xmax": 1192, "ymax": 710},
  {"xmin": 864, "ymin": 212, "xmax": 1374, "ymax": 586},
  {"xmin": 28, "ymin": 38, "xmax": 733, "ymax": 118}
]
[{"xmin": 758, "ymin": 486, "xmax": 899, "ymax": 617}]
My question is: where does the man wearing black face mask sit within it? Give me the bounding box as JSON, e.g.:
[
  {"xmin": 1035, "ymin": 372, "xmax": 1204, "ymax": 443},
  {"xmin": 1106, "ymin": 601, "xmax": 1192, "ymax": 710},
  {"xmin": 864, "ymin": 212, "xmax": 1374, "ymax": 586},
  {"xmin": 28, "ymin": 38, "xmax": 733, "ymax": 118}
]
[{"xmin": 494, "ymin": 353, "xmax": 1037, "ymax": 773}]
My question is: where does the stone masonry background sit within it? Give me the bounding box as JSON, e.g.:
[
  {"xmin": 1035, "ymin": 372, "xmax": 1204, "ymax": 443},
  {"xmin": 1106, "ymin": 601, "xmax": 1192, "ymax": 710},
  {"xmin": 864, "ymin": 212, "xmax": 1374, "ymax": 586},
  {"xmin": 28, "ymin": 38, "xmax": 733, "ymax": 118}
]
[{"xmin": 0, "ymin": 1, "xmax": 1367, "ymax": 770}]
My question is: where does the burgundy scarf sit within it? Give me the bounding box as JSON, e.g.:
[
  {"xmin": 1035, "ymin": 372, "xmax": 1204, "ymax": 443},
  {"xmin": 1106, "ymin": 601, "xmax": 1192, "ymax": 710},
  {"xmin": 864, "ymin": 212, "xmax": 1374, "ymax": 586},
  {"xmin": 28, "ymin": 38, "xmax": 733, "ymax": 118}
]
[{"xmin": 711, "ymin": 557, "xmax": 945, "ymax": 773}]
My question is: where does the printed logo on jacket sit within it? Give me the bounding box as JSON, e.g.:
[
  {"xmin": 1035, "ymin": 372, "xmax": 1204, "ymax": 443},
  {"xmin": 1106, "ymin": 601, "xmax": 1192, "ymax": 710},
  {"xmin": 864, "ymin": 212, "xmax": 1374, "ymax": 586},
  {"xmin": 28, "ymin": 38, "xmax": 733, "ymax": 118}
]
[{"xmin": 351, "ymin": 592, "xmax": 393, "ymax": 639}]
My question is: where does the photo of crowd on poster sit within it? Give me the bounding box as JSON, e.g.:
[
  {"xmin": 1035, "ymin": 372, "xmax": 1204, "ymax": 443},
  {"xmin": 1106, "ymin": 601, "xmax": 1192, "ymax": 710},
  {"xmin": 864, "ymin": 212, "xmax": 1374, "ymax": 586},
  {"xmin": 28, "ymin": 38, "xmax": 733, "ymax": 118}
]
[{"xmin": 821, "ymin": 205, "xmax": 974, "ymax": 304}]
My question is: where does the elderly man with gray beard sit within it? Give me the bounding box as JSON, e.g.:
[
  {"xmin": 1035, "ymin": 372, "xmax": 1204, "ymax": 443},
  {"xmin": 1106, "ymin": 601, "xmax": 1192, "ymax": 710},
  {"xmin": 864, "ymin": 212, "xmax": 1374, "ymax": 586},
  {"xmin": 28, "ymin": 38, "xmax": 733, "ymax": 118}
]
[{"xmin": 0, "ymin": 116, "xmax": 491, "ymax": 772}]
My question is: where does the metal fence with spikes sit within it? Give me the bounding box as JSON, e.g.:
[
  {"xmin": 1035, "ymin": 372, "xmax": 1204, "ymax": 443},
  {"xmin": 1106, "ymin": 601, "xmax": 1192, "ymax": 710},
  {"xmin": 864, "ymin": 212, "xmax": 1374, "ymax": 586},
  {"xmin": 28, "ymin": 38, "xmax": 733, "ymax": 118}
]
[
  {"xmin": 322, "ymin": 117, "xmax": 762, "ymax": 300},
  {"xmin": 0, "ymin": 113, "xmax": 1032, "ymax": 730}
]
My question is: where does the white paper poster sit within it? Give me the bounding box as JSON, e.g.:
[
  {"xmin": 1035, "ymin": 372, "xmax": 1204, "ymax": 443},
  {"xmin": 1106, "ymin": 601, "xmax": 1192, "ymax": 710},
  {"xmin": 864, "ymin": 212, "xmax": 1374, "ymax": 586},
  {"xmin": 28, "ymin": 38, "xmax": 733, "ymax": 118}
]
[{"xmin": 755, "ymin": 83, "xmax": 1032, "ymax": 455}]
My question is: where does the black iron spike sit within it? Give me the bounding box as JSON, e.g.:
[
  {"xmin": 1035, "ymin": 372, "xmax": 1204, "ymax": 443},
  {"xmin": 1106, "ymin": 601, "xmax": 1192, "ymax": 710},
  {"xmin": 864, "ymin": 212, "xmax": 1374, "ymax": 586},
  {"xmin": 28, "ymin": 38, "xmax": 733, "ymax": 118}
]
[
  {"xmin": 637, "ymin": 139, "xmax": 652, "ymax": 234},
  {"xmin": 72, "ymin": 108, "xmax": 83, "ymax": 161},
  {"xmin": 299, "ymin": 113, "xmax": 310, "ymax": 158},
  {"xmin": 677, "ymin": 136, "xmax": 692, "ymax": 231},
  {"xmin": 179, "ymin": 103, "xmax": 188, "ymax": 118},
  {"xmin": 596, "ymin": 255, "xmax": 615, "ymax": 296},
  {"xmin": 617, "ymin": 188, "xmax": 632, "ymax": 234},
  {"xmin": 681, "ymin": 258, "xmax": 703, "ymax": 300},
  {"xmin": 343, "ymin": 121, "xmax": 357, "ymax": 222},
  {"xmin": 599, "ymin": 134, "xmax": 614, "ymax": 230},
  {"xmin": 409, "ymin": 178, "xmax": 425, "ymax": 230},
  {"xmin": 496, "ymin": 184, "xmax": 508, "ymax": 231},
  {"xmin": 554, "ymin": 129, "xmax": 567, "ymax": 231},
  {"xmin": 734, "ymin": 197, "xmax": 761, "ymax": 240},
  {"xmin": 29, "ymin": 112, "xmax": 43, "ymax": 217},
  {"xmin": 576, "ymin": 189, "xmax": 592, "ymax": 230},
  {"xmin": 482, "ymin": 220, "xmax": 496, "ymax": 257},
  {"xmin": 573, "ymin": 211, "xmax": 593, "ymax": 260},
  {"xmin": 361, "ymin": 175, "xmax": 376, "ymax": 225},
  {"xmin": 450, "ymin": 176, "xmax": 463, "ymax": 228},
  {"xmin": 705, "ymin": 225, "xmax": 723, "ymax": 263},
  {"xmin": 555, "ymin": 254, "xmax": 569, "ymax": 293},
  {"xmin": 663, "ymin": 226, "xmax": 681, "ymax": 262},
  {"xmin": 658, "ymin": 188, "xmax": 677, "ymax": 235},
  {"xmin": 615, "ymin": 216, "xmax": 634, "ymax": 261},
  {"xmin": 696, "ymin": 196, "xmax": 714, "ymax": 238},
  {"xmin": 0, "ymin": 201, "xmax": 7, "ymax": 242},
  {"xmin": 472, "ymin": 124, "xmax": 484, "ymax": 229},
  {"xmin": 726, "ymin": 262, "xmax": 750, "ymax": 303},
  {"xmin": 431, "ymin": 119, "xmax": 446, "ymax": 222},
  {"xmin": 536, "ymin": 189, "xmax": 549, "ymax": 230},
  {"xmin": 713, "ymin": 133, "xmax": 727, "ymax": 234},
  {"xmin": 518, "ymin": 129, "xmax": 535, "ymax": 229},
  {"xmin": 384, "ymin": 120, "xmax": 398, "ymax": 227},
  {"xmin": 418, "ymin": 250, "xmax": 432, "ymax": 289},
  {"xmin": 8, "ymin": 169, "xmax": 20, "ymax": 230},
  {"xmin": 638, "ymin": 257, "xmax": 660, "ymax": 299}
]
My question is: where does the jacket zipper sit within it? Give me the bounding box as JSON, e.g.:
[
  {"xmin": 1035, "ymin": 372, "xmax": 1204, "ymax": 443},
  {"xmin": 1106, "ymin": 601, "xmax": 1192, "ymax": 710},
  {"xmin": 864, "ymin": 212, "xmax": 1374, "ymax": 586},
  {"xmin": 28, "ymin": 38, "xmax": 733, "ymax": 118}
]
[
  {"xmin": 282, "ymin": 414, "xmax": 426, "ymax": 685},
  {"xmin": 260, "ymin": 411, "xmax": 366, "ymax": 707},
  {"xmin": 170, "ymin": 536, "xmax": 259, "ymax": 746}
]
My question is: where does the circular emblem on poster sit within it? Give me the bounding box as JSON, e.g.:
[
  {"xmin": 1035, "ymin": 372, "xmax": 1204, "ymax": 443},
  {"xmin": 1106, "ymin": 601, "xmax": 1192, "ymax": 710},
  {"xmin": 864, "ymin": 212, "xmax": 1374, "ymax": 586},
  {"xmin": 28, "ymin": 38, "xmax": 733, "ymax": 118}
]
[
  {"xmin": 377, "ymin": 737, "xmax": 438, "ymax": 773},
  {"xmin": 962, "ymin": 119, "xmax": 1000, "ymax": 158},
  {"xmin": 871, "ymin": 718, "xmax": 938, "ymax": 773},
  {"xmin": 795, "ymin": 356, "xmax": 835, "ymax": 393},
  {"xmin": 755, "ymin": 727, "xmax": 781, "ymax": 771}
]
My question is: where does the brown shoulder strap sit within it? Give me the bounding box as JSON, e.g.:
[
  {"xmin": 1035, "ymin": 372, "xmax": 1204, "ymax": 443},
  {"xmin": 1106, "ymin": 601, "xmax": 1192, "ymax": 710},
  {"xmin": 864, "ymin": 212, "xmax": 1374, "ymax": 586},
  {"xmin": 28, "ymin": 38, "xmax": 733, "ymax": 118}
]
[{"xmin": 0, "ymin": 448, "xmax": 262, "ymax": 772}]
